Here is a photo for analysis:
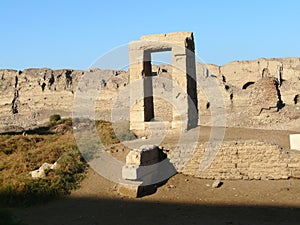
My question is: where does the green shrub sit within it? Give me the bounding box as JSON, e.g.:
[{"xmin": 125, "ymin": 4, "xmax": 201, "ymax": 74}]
[
  {"xmin": 114, "ymin": 126, "xmax": 136, "ymax": 141},
  {"xmin": 49, "ymin": 114, "xmax": 61, "ymax": 125}
]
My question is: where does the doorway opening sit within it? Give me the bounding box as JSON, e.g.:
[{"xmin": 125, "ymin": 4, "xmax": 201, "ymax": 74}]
[{"xmin": 143, "ymin": 50, "xmax": 172, "ymax": 122}]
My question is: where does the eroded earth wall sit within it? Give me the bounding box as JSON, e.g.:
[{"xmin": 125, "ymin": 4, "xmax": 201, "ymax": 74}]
[{"xmin": 1, "ymin": 57, "xmax": 300, "ymax": 131}]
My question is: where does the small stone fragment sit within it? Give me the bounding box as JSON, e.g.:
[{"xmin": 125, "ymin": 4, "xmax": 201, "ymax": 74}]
[{"xmin": 212, "ymin": 180, "xmax": 222, "ymax": 188}]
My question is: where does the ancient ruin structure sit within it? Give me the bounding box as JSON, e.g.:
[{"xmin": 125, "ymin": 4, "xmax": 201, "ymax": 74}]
[
  {"xmin": 1, "ymin": 58, "xmax": 299, "ymax": 132},
  {"xmin": 1, "ymin": 33, "xmax": 300, "ymax": 187},
  {"xmin": 118, "ymin": 145, "xmax": 171, "ymax": 197},
  {"xmin": 128, "ymin": 32, "xmax": 198, "ymax": 131}
]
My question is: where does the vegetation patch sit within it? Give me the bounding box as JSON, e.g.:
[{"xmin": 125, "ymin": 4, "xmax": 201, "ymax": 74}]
[
  {"xmin": 96, "ymin": 120, "xmax": 136, "ymax": 145},
  {"xmin": 0, "ymin": 117, "xmax": 85, "ymax": 207},
  {"xmin": 0, "ymin": 115, "xmax": 136, "ymax": 207}
]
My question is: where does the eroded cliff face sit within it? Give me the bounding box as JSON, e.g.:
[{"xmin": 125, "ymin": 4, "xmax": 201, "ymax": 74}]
[
  {"xmin": 1, "ymin": 57, "xmax": 300, "ymax": 132},
  {"xmin": 202, "ymin": 57, "xmax": 300, "ymax": 130},
  {"xmin": 0, "ymin": 69, "xmax": 78, "ymax": 130},
  {"xmin": 0, "ymin": 68, "xmax": 128, "ymax": 131}
]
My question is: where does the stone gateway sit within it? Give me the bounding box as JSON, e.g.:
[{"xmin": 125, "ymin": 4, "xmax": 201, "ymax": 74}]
[{"xmin": 129, "ymin": 32, "xmax": 198, "ymax": 131}]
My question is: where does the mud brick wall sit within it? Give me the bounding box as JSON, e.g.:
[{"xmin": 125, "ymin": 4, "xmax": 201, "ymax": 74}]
[{"xmin": 173, "ymin": 140, "xmax": 300, "ymax": 180}]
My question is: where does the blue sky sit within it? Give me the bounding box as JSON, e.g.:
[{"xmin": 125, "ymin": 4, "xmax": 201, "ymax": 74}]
[{"xmin": 0, "ymin": 0, "xmax": 299, "ymax": 70}]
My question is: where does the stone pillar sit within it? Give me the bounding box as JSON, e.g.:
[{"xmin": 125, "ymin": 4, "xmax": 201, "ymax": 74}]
[{"xmin": 129, "ymin": 42, "xmax": 145, "ymax": 130}]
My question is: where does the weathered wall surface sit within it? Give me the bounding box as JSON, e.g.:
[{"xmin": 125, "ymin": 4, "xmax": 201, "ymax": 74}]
[
  {"xmin": 199, "ymin": 57, "xmax": 300, "ymax": 130},
  {"xmin": 206, "ymin": 57, "xmax": 300, "ymax": 89},
  {"xmin": 176, "ymin": 140, "xmax": 300, "ymax": 180},
  {"xmin": 0, "ymin": 68, "xmax": 128, "ymax": 131},
  {"xmin": 0, "ymin": 57, "xmax": 300, "ymax": 131},
  {"xmin": 0, "ymin": 68, "xmax": 81, "ymax": 130}
]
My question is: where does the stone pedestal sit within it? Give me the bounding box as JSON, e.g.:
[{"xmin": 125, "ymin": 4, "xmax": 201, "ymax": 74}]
[{"xmin": 117, "ymin": 145, "xmax": 173, "ymax": 198}]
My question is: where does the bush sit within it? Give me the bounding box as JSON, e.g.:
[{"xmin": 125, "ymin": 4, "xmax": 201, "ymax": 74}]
[{"xmin": 49, "ymin": 114, "xmax": 61, "ymax": 125}]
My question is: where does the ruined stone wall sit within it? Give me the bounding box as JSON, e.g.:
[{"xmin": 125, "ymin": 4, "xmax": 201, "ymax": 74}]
[
  {"xmin": 0, "ymin": 68, "xmax": 81, "ymax": 129},
  {"xmin": 199, "ymin": 58, "xmax": 300, "ymax": 130},
  {"xmin": 1, "ymin": 57, "xmax": 300, "ymax": 131},
  {"xmin": 0, "ymin": 68, "xmax": 128, "ymax": 131},
  {"xmin": 177, "ymin": 140, "xmax": 300, "ymax": 180},
  {"xmin": 206, "ymin": 58, "xmax": 300, "ymax": 109},
  {"xmin": 206, "ymin": 57, "xmax": 300, "ymax": 88}
]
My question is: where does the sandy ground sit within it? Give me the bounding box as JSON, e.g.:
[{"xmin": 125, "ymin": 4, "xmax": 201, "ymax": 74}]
[
  {"xmin": 13, "ymin": 127, "xmax": 300, "ymax": 225},
  {"xmin": 14, "ymin": 169, "xmax": 300, "ymax": 225}
]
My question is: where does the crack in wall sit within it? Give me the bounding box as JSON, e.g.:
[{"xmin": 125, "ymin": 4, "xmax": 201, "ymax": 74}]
[
  {"xmin": 48, "ymin": 72, "xmax": 55, "ymax": 88},
  {"xmin": 11, "ymin": 74, "xmax": 19, "ymax": 114},
  {"xmin": 65, "ymin": 70, "xmax": 72, "ymax": 89}
]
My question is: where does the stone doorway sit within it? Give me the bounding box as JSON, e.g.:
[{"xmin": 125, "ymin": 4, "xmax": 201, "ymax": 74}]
[
  {"xmin": 129, "ymin": 32, "xmax": 198, "ymax": 131},
  {"xmin": 143, "ymin": 49, "xmax": 172, "ymax": 122}
]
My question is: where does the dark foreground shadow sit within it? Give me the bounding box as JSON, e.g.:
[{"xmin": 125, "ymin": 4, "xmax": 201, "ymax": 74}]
[
  {"xmin": 13, "ymin": 196, "xmax": 300, "ymax": 225},
  {"xmin": 0, "ymin": 126, "xmax": 53, "ymax": 135}
]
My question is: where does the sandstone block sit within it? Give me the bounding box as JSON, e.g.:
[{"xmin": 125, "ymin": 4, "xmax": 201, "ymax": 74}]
[
  {"xmin": 290, "ymin": 134, "xmax": 300, "ymax": 151},
  {"xmin": 125, "ymin": 145, "xmax": 162, "ymax": 166}
]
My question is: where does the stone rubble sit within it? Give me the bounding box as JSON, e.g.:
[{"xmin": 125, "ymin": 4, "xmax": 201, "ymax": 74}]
[{"xmin": 30, "ymin": 161, "xmax": 58, "ymax": 179}]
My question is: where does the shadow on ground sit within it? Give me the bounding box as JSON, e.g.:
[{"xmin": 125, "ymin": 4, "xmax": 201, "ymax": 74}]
[
  {"xmin": 0, "ymin": 126, "xmax": 53, "ymax": 135},
  {"xmin": 14, "ymin": 196, "xmax": 300, "ymax": 225}
]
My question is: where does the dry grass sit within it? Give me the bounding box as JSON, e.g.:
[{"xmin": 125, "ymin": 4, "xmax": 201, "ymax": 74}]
[
  {"xmin": 0, "ymin": 118, "xmax": 85, "ymax": 206},
  {"xmin": 0, "ymin": 116, "xmax": 136, "ymax": 207}
]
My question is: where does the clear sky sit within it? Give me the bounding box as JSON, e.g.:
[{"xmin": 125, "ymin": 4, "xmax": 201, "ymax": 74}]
[{"xmin": 0, "ymin": 0, "xmax": 299, "ymax": 70}]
